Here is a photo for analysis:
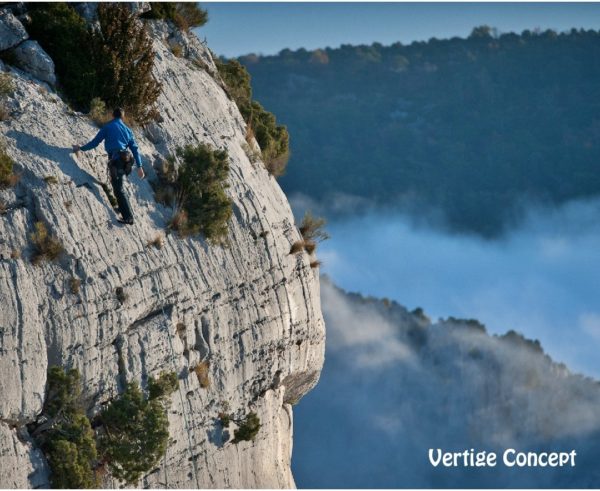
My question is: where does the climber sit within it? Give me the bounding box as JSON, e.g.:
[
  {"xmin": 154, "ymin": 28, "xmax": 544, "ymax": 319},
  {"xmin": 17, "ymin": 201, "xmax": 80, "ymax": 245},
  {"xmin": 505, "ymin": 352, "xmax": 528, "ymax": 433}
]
[{"xmin": 72, "ymin": 107, "xmax": 145, "ymax": 225}]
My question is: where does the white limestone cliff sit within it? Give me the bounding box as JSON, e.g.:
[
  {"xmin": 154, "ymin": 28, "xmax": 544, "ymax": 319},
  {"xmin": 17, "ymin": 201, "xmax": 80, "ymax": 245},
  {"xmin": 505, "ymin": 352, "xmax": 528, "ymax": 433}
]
[{"xmin": 0, "ymin": 14, "xmax": 325, "ymax": 489}]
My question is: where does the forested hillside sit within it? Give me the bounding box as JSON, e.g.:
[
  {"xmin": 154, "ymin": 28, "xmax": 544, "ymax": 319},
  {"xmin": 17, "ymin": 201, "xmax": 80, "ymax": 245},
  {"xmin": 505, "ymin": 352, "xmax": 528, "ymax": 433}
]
[{"xmin": 240, "ymin": 27, "xmax": 600, "ymax": 236}]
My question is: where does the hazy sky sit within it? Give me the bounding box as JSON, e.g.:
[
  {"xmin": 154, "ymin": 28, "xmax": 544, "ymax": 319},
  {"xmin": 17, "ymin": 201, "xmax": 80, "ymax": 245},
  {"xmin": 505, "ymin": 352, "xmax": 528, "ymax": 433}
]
[{"xmin": 198, "ymin": 2, "xmax": 600, "ymax": 58}]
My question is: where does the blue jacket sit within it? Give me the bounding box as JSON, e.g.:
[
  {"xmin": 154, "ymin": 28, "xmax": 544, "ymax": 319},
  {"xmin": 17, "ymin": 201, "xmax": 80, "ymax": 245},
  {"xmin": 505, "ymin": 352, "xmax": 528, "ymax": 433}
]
[{"xmin": 81, "ymin": 118, "xmax": 143, "ymax": 167}]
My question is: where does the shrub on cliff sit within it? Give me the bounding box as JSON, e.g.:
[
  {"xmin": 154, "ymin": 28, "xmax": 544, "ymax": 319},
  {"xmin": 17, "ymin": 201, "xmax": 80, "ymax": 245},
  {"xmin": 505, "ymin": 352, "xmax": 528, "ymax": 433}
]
[
  {"xmin": 159, "ymin": 144, "xmax": 232, "ymax": 244},
  {"xmin": 28, "ymin": 3, "xmax": 161, "ymax": 122},
  {"xmin": 232, "ymin": 412, "xmax": 261, "ymax": 443},
  {"xmin": 215, "ymin": 58, "xmax": 290, "ymax": 176},
  {"xmin": 40, "ymin": 367, "xmax": 99, "ymax": 489},
  {"xmin": 98, "ymin": 372, "xmax": 177, "ymax": 484},
  {"xmin": 141, "ymin": 2, "xmax": 208, "ymax": 31},
  {"xmin": 93, "ymin": 3, "xmax": 162, "ymax": 124},
  {"xmin": 27, "ymin": 3, "xmax": 97, "ymax": 109}
]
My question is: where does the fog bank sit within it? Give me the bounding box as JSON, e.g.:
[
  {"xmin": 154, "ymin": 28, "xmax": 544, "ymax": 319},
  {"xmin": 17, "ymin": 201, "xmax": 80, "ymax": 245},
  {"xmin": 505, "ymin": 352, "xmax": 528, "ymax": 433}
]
[{"xmin": 316, "ymin": 198, "xmax": 600, "ymax": 378}]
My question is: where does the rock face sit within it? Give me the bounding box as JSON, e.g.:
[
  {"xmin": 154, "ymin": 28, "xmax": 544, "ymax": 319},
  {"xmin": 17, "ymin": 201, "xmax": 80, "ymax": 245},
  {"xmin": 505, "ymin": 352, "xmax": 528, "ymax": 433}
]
[
  {"xmin": 0, "ymin": 16, "xmax": 325, "ymax": 489},
  {"xmin": 0, "ymin": 10, "xmax": 28, "ymax": 51},
  {"xmin": 10, "ymin": 40, "xmax": 56, "ymax": 85}
]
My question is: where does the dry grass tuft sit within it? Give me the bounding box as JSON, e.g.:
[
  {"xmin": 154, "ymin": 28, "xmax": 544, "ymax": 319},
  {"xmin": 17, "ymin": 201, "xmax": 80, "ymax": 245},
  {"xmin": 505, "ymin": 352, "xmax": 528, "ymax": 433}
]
[
  {"xmin": 171, "ymin": 44, "xmax": 183, "ymax": 58},
  {"xmin": 30, "ymin": 221, "xmax": 64, "ymax": 265},
  {"xmin": 167, "ymin": 209, "xmax": 198, "ymax": 237},
  {"xmin": 10, "ymin": 249, "xmax": 20, "ymax": 260},
  {"xmin": 0, "ymin": 73, "xmax": 15, "ymax": 97},
  {"xmin": 44, "ymin": 175, "xmax": 59, "ymax": 185},
  {"xmin": 310, "ymin": 260, "xmax": 322, "ymax": 269},
  {"xmin": 0, "ymin": 103, "xmax": 10, "ymax": 121},
  {"xmin": 147, "ymin": 234, "xmax": 163, "ymax": 250},
  {"xmin": 69, "ymin": 277, "xmax": 81, "ymax": 295},
  {"xmin": 289, "ymin": 241, "xmax": 305, "ymax": 255},
  {"xmin": 192, "ymin": 361, "xmax": 210, "ymax": 388},
  {"xmin": 299, "ymin": 211, "xmax": 329, "ymax": 243},
  {"xmin": 303, "ymin": 241, "xmax": 316, "ymax": 255}
]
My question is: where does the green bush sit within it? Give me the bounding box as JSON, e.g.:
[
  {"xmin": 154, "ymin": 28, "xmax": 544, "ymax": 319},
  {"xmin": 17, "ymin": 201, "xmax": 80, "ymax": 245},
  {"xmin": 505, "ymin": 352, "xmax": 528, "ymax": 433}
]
[
  {"xmin": 28, "ymin": 3, "xmax": 161, "ymax": 121},
  {"xmin": 39, "ymin": 368, "xmax": 178, "ymax": 487},
  {"xmin": 40, "ymin": 367, "xmax": 99, "ymax": 489},
  {"xmin": 28, "ymin": 3, "xmax": 96, "ymax": 109},
  {"xmin": 245, "ymin": 101, "xmax": 290, "ymax": 176},
  {"xmin": 177, "ymin": 144, "xmax": 232, "ymax": 243},
  {"xmin": 97, "ymin": 380, "xmax": 172, "ymax": 484},
  {"xmin": 215, "ymin": 58, "xmax": 290, "ymax": 176},
  {"xmin": 141, "ymin": 2, "xmax": 208, "ymax": 31},
  {"xmin": 93, "ymin": 3, "xmax": 162, "ymax": 124},
  {"xmin": 161, "ymin": 144, "xmax": 232, "ymax": 244},
  {"xmin": 232, "ymin": 412, "xmax": 261, "ymax": 443},
  {"xmin": 147, "ymin": 371, "xmax": 178, "ymax": 400}
]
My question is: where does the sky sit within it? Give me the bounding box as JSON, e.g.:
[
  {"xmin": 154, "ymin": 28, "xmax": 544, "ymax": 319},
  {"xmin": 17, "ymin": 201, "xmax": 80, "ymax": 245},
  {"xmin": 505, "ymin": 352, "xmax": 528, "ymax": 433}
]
[{"xmin": 198, "ymin": 2, "xmax": 600, "ymax": 58}]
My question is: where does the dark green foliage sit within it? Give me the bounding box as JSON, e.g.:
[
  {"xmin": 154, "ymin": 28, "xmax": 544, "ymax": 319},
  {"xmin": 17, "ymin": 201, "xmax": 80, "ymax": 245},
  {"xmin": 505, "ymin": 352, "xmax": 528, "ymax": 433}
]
[
  {"xmin": 170, "ymin": 144, "xmax": 233, "ymax": 244},
  {"xmin": 27, "ymin": 3, "xmax": 96, "ymax": 109},
  {"xmin": 27, "ymin": 3, "xmax": 161, "ymax": 121},
  {"xmin": 216, "ymin": 59, "xmax": 252, "ymax": 107},
  {"xmin": 141, "ymin": 2, "xmax": 208, "ymax": 31},
  {"xmin": 215, "ymin": 58, "xmax": 290, "ymax": 176},
  {"xmin": 232, "ymin": 412, "xmax": 261, "ymax": 443},
  {"xmin": 41, "ymin": 367, "xmax": 99, "ymax": 489},
  {"xmin": 45, "ymin": 367, "xmax": 82, "ymax": 417},
  {"xmin": 93, "ymin": 3, "xmax": 162, "ymax": 124},
  {"xmin": 98, "ymin": 381, "xmax": 171, "ymax": 484},
  {"xmin": 147, "ymin": 371, "xmax": 178, "ymax": 400},
  {"xmin": 245, "ymin": 101, "xmax": 290, "ymax": 176},
  {"xmin": 241, "ymin": 28, "xmax": 600, "ymax": 236}
]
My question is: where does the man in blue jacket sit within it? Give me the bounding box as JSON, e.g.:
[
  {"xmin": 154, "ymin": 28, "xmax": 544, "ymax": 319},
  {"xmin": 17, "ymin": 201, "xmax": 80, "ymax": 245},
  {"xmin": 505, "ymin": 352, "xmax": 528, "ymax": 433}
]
[{"xmin": 73, "ymin": 108, "xmax": 145, "ymax": 225}]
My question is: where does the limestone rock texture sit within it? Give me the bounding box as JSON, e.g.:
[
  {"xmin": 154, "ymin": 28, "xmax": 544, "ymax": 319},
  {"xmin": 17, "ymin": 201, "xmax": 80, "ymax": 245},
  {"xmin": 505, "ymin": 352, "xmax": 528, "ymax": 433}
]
[
  {"xmin": 0, "ymin": 10, "xmax": 27, "ymax": 51},
  {"xmin": 10, "ymin": 40, "xmax": 56, "ymax": 86},
  {"xmin": 0, "ymin": 18, "xmax": 325, "ymax": 489}
]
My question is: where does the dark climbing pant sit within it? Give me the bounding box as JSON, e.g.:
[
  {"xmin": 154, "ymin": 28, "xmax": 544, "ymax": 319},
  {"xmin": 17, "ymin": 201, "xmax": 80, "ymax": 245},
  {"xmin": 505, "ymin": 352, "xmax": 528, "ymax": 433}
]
[{"xmin": 109, "ymin": 163, "xmax": 134, "ymax": 222}]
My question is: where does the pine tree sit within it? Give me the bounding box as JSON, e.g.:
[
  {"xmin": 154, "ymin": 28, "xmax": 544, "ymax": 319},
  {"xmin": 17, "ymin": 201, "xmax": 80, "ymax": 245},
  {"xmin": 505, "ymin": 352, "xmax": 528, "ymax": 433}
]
[{"xmin": 94, "ymin": 3, "xmax": 162, "ymax": 124}]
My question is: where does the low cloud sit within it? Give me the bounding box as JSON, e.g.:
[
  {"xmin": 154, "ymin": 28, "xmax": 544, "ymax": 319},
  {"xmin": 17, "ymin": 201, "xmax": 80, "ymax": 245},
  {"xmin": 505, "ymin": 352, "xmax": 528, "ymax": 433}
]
[
  {"xmin": 321, "ymin": 281, "xmax": 414, "ymax": 368},
  {"xmin": 293, "ymin": 278, "xmax": 600, "ymax": 488},
  {"xmin": 315, "ymin": 197, "xmax": 600, "ymax": 378}
]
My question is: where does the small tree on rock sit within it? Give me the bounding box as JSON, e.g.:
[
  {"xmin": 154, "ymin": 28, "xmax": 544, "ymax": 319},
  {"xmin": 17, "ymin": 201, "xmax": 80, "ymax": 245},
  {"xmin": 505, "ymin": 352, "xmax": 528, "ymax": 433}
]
[{"xmin": 93, "ymin": 3, "xmax": 162, "ymax": 124}]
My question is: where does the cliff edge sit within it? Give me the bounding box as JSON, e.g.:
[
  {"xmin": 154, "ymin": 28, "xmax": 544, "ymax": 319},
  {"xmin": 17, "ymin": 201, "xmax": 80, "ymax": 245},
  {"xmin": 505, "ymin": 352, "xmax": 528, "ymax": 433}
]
[{"xmin": 0, "ymin": 7, "xmax": 324, "ymax": 488}]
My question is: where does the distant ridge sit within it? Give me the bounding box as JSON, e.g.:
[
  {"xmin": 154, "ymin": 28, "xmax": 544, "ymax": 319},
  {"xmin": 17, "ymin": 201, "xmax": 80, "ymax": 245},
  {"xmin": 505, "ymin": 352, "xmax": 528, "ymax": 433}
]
[{"xmin": 241, "ymin": 27, "xmax": 600, "ymax": 236}]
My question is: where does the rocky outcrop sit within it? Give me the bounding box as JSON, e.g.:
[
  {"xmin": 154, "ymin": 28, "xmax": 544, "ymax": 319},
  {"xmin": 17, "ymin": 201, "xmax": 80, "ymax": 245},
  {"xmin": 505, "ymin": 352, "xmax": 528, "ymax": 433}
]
[
  {"xmin": 0, "ymin": 10, "xmax": 27, "ymax": 51},
  {"xmin": 10, "ymin": 40, "xmax": 56, "ymax": 85},
  {"xmin": 0, "ymin": 14, "xmax": 324, "ymax": 489}
]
